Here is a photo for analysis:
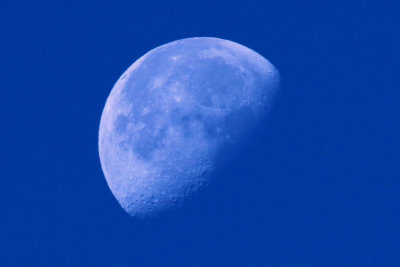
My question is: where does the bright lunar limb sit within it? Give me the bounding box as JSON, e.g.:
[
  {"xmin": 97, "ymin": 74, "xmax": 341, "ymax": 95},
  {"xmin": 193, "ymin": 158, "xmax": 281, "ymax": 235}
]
[{"xmin": 98, "ymin": 37, "xmax": 279, "ymax": 217}]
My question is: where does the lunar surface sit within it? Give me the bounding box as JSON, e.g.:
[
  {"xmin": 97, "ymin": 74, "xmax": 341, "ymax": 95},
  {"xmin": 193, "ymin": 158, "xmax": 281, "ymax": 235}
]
[{"xmin": 99, "ymin": 37, "xmax": 279, "ymax": 217}]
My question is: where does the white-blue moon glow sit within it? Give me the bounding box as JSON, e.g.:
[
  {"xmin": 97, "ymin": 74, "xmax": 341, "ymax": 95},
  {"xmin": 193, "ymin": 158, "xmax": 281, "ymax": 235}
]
[{"xmin": 99, "ymin": 37, "xmax": 279, "ymax": 217}]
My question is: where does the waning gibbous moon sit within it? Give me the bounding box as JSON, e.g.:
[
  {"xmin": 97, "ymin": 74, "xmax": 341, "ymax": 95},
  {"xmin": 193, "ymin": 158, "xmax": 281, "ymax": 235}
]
[{"xmin": 98, "ymin": 37, "xmax": 280, "ymax": 217}]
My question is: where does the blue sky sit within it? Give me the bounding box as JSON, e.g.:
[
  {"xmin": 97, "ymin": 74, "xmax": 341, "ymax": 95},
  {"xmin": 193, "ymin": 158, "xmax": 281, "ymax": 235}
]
[{"xmin": 1, "ymin": 1, "xmax": 399, "ymax": 266}]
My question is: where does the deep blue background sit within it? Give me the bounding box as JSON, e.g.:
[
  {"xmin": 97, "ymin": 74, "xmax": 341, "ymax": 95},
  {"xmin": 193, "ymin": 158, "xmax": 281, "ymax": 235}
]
[{"xmin": 1, "ymin": 1, "xmax": 399, "ymax": 266}]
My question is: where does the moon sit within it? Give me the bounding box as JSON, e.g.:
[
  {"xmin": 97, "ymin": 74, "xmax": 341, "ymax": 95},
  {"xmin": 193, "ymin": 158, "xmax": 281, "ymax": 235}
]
[{"xmin": 98, "ymin": 37, "xmax": 279, "ymax": 217}]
